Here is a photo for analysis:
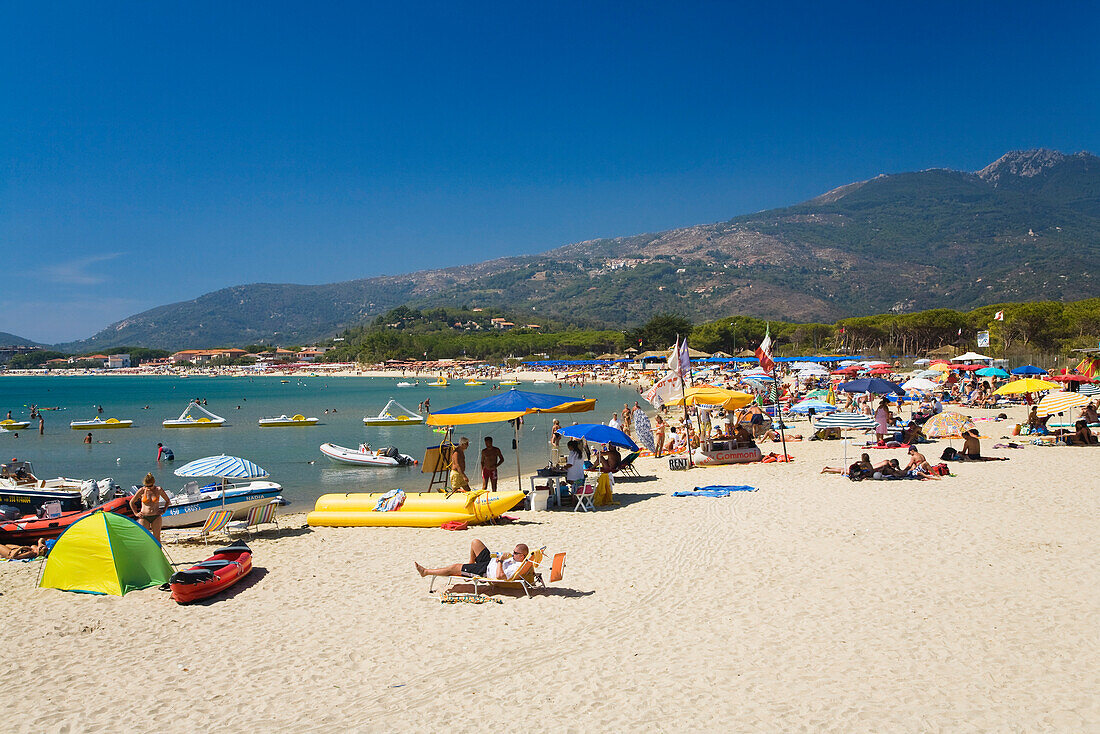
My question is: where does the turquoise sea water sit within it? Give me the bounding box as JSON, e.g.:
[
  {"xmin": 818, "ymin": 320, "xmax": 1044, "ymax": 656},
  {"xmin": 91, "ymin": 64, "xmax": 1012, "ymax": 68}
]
[{"xmin": 0, "ymin": 375, "xmax": 638, "ymax": 507}]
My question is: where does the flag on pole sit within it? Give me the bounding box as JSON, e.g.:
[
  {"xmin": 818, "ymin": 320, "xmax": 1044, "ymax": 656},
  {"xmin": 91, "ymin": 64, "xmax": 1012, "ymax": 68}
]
[
  {"xmin": 994, "ymin": 310, "xmax": 1004, "ymax": 321},
  {"xmin": 667, "ymin": 337, "xmax": 681, "ymax": 376},
  {"xmin": 643, "ymin": 372, "xmax": 680, "ymax": 407},
  {"xmin": 755, "ymin": 327, "xmax": 775, "ymax": 374},
  {"xmin": 678, "ymin": 339, "xmax": 692, "ymax": 377}
]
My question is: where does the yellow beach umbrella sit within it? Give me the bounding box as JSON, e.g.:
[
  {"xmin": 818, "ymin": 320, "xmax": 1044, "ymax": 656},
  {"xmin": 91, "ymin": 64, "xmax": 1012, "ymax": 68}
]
[
  {"xmin": 1036, "ymin": 391, "xmax": 1092, "ymax": 417},
  {"xmin": 993, "ymin": 378, "xmax": 1059, "ymax": 396},
  {"xmin": 666, "ymin": 387, "xmax": 755, "ymax": 410},
  {"xmin": 929, "ymin": 363, "xmax": 952, "ymax": 372}
]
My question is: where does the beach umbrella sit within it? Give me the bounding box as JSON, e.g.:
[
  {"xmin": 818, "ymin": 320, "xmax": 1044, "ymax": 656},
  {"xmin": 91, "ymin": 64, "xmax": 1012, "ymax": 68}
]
[
  {"xmin": 813, "ymin": 412, "xmax": 877, "ymax": 430},
  {"xmin": 1050, "ymin": 373, "xmax": 1095, "ymax": 384},
  {"xmin": 929, "ymin": 363, "xmax": 952, "ymax": 372},
  {"xmin": 993, "ymin": 378, "xmax": 1058, "ymax": 396},
  {"xmin": 837, "ymin": 378, "xmax": 905, "ymax": 395},
  {"xmin": 923, "ymin": 412, "xmax": 976, "ymax": 439},
  {"xmin": 174, "ymin": 455, "xmax": 269, "ymax": 479},
  {"xmin": 914, "ymin": 369, "xmax": 943, "ymax": 379},
  {"xmin": 1037, "ymin": 391, "xmax": 1092, "ymax": 417},
  {"xmin": 1079, "ymin": 383, "xmax": 1100, "ymax": 396},
  {"xmin": 1010, "ymin": 365, "xmax": 1047, "ymax": 376},
  {"xmin": 426, "ymin": 388, "xmax": 597, "ymax": 490},
  {"xmin": 557, "ymin": 424, "xmax": 639, "ymax": 451},
  {"xmin": 791, "ymin": 362, "xmax": 826, "ymax": 372},
  {"xmin": 868, "ymin": 368, "xmax": 894, "ymax": 375},
  {"xmin": 953, "ymin": 351, "xmax": 992, "ymax": 362},
  {"xmin": 665, "ymin": 386, "xmax": 755, "ymax": 410},
  {"xmin": 796, "ymin": 367, "xmax": 830, "ymax": 377},
  {"xmin": 976, "ymin": 367, "xmax": 1009, "ymax": 378},
  {"xmin": 902, "ymin": 377, "xmax": 939, "ymax": 392},
  {"xmin": 788, "ymin": 398, "xmax": 838, "ymax": 415},
  {"xmin": 913, "ymin": 359, "xmax": 931, "ymax": 365}
]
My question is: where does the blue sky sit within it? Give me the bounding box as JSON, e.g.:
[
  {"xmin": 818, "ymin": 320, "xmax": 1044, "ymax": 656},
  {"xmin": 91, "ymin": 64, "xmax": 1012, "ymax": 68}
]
[{"xmin": 3, "ymin": 2, "xmax": 1098, "ymax": 343}]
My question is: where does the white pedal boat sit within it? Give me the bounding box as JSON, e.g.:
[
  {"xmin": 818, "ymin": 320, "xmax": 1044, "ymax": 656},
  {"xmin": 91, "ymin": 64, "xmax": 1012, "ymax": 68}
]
[
  {"xmin": 320, "ymin": 443, "xmax": 417, "ymax": 467},
  {"xmin": 0, "ymin": 419, "xmax": 31, "ymax": 431},
  {"xmin": 163, "ymin": 401, "xmax": 225, "ymax": 428},
  {"xmin": 258, "ymin": 413, "xmax": 318, "ymax": 427},
  {"xmin": 70, "ymin": 417, "xmax": 133, "ymax": 430},
  {"xmin": 362, "ymin": 399, "xmax": 424, "ymax": 426}
]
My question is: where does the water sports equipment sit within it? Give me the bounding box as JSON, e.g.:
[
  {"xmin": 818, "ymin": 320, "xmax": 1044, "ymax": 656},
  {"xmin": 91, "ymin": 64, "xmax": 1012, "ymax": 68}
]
[
  {"xmin": 306, "ymin": 489, "xmax": 525, "ymax": 528},
  {"xmin": 499, "ymin": 379, "xmax": 520, "ymax": 386},
  {"xmin": 362, "ymin": 399, "xmax": 424, "ymax": 426},
  {"xmin": 692, "ymin": 443, "xmax": 764, "ymax": 465},
  {"xmin": 258, "ymin": 413, "xmax": 318, "ymax": 427},
  {"xmin": 163, "ymin": 401, "xmax": 225, "ymax": 428},
  {"xmin": 0, "ymin": 419, "xmax": 31, "ymax": 430},
  {"xmin": 38, "ymin": 511, "xmax": 172, "ymax": 596},
  {"xmin": 396, "ymin": 381, "xmax": 417, "ymax": 387},
  {"xmin": 464, "ymin": 379, "xmax": 485, "ymax": 386},
  {"xmin": 427, "ymin": 377, "xmax": 448, "ymax": 387},
  {"xmin": 320, "ymin": 443, "xmax": 417, "ymax": 467},
  {"xmin": 169, "ymin": 541, "xmax": 253, "ymax": 604},
  {"xmin": 160, "ymin": 481, "xmax": 284, "ymax": 528},
  {"xmin": 0, "ymin": 497, "xmax": 134, "ymax": 543},
  {"xmin": 69, "ymin": 417, "xmax": 133, "ymax": 430}
]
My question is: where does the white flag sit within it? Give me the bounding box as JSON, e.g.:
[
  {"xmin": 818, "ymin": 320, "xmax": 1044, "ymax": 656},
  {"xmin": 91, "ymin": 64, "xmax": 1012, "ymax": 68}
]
[
  {"xmin": 667, "ymin": 337, "xmax": 681, "ymax": 376},
  {"xmin": 994, "ymin": 310, "xmax": 1004, "ymax": 321},
  {"xmin": 643, "ymin": 372, "xmax": 680, "ymax": 407}
]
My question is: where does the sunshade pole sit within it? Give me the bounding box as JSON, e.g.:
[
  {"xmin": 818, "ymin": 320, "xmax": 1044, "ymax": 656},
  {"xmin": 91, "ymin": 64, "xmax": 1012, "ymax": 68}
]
[
  {"xmin": 772, "ymin": 371, "xmax": 788, "ymax": 458},
  {"xmin": 515, "ymin": 419, "xmax": 522, "ymax": 492},
  {"xmin": 676, "ymin": 335, "xmax": 694, "ymax": 470}
]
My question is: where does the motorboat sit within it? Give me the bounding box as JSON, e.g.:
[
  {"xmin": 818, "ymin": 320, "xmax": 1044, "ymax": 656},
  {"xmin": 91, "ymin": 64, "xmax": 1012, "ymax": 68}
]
[
  {"xmin": 160, "ymin": 479, "xmax": 283, "ymax": 528},
  {"xmin": 0, "ymin": 419, "xmax": 31, "ymax": 431},
  {"xmin": 163, "ymin": 401, "xmax": 225, "ymax": 428},
  {"xmin": 70, "ymin": 417, "xmax": 134, "ymax": 430},
  {"xmin": 396, "ymin": 381, "xmax": 417, "ymax": 387},
  {"xmin": 0, "ymin": 459, "xmax": 121, "ymax": 513},
  {"xmin": 0, "ymin": 496, "xmax": 134, "ymax": 542},
  {"xmin": 427, "ymin": 377, "xmax": 448, "ymax": 387},
  {"xmin": 258, "ymin": 413, "xmax": 318, "ymax": 427},
  {"xmin": 363, "ymin": 399, "xmax": 424, "ymax": 426},
  {"xmin": 320, "ymin": 443, "xmax": 417, "ymax": 467}
]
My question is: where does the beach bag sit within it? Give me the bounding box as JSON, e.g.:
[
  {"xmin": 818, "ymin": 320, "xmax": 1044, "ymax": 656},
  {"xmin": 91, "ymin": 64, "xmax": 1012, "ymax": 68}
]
[
  {"xmin": 940, "ymin": 447, "xmax": 958, "ymax": 461},
  {"xmin": 932, "ymin": 463, "xmax": 950, "ymax": 476}
]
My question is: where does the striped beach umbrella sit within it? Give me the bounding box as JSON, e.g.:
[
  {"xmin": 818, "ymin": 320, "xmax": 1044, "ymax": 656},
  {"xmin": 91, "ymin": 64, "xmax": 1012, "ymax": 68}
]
[
  {"xmin": 1037, "ymin": 391, "xmax": 1092, "ymax": 417},
  {"xmin": 789, "ymin": 398, "xmax": 838, "ymax": 415},
  {"xmin": 813, "ymin": 412, "xmax": 877, "ymax": 430},
  {"xmin": 174, "ymin": 455, "xmax": 269, "ymax": 479},
  {"xmin": 922, "ymin": 412, "xmax": 975, "ymax": 439},
  {"xmin": 1078, "ymin": 383, "xmax": 1100, "ymax": 396}
]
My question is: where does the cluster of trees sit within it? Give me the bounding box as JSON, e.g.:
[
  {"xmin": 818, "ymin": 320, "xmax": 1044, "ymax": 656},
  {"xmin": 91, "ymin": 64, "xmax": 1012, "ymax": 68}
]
[{"xmin": 7, "ymin": 347, "xmax": 170, "ymax": 369}]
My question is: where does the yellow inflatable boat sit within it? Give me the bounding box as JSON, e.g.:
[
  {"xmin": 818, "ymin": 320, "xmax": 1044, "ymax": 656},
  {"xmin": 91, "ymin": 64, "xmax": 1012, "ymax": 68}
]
[{"xmin": 306, "ymin": 489, "xmax": 525, "ymax": 528}]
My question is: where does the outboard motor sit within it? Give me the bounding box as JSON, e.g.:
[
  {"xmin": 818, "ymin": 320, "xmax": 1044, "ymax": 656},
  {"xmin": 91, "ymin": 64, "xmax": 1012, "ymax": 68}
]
[
  {"xmin": 80, "ymin": 479, "xmax": 100, "ymax": 509},
  {"xmin": 0, "ymin": 505, "xmax": 22, "ymax": 521},
  {"xmin": 378, "ymin": 446, "xmax": 400, "ymax": 459}
]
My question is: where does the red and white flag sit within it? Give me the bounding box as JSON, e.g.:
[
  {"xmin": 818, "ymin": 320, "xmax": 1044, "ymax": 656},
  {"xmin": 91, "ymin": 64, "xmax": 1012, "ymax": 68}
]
[
  {"xmin": 755, "ymin": 327, "xmax": 775, "ymax": 374},
  {"xmin": 994, "ymin": 310, "xmax": 1004, "ymax": 321}
]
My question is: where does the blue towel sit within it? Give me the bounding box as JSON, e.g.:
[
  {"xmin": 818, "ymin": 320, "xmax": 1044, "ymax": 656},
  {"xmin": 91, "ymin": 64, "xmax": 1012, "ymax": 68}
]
[
  {"xmin": 373, "ymin": 489, "xmax": 406, "ymax": 512},
  {"xmin": 673, "ymin": 485, "xmax": 757, "ymax": 497}
]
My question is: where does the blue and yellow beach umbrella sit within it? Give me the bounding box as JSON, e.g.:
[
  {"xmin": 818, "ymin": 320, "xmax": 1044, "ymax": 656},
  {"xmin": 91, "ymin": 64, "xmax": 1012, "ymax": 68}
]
[{"xmin": 426, "ymin": 388, "xmax": 596, "ymax": 426}]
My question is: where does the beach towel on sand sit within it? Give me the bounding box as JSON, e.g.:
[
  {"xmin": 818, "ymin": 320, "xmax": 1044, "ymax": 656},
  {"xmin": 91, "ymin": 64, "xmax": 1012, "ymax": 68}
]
[{"xmin": 673, "ymin": 486, "xmax": 757, "ymax": 497}]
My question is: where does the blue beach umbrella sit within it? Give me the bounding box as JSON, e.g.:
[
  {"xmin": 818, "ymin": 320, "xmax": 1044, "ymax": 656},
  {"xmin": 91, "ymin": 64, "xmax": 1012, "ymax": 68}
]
[
  {"xmin": 788, "ymin": 398, "xmax": 838, "ymax": 415},
  {"xmin": 174, "ymin": 455, "xmax": 269, "ymax": 479},
  {"xmin": 976, "ymin": 367, "xmax": 1009, "ymax": 378},
  {"xmin": 837, "ymin": 378, "xmax": 905, "ymax": 396},
  {"xmin": 557, "ymin": 423, "xmax": 639, "ymax": 451},
  {"xmin": 1010, "ymin": 365, "xmax": 1047, "ymax": 376}
]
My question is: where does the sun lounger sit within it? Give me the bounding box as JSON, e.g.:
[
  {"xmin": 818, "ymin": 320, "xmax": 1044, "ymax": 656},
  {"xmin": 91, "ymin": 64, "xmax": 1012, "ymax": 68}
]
[{"xmin": 430, "ymin": 547, "xmax": 565, "ymax": 598}]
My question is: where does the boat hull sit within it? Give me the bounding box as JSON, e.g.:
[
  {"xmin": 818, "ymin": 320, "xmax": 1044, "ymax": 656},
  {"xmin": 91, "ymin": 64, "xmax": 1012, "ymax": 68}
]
[
  {"xmin": 0, "ymin": 421, "xmax": 31, "ymax": 430},
  {"xmin": 162, "ymin": 483, "xmax": 282, "ymax": 528},
  {"xmin": 320, "ymin": 443, "xmax": 416, "ymax": 467},
  {"xmin": 0, "ymin": 497, "xmax": 134, "ymax": 542},
  {"xmin": 163, "ymin": 419, "xmax": 225, "ymax": 428},
  {"xmin": 0, "ymin": 486, "xmax": 85, "ymax": 513},
  {"xmin": 258, "ymin": 418, "xmax": 318, "ymax": 427},
  {"xmin": 170, "ymin": 546, "xmax": 253, "ymax": 604},
  {"xmin": 70, "ymin": 419, "xmax": 133, "ymax": 429},
  {"xmin": 307, "ymin": 490, "xmax": 524, "ymax": 528},
  {"xmin": 362, "ymin": 417, "xmax": 424, "ymax": 426}
]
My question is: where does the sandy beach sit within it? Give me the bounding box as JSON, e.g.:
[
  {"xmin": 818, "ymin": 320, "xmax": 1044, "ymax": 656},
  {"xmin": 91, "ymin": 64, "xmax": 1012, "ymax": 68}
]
[{"xmin": 1, "ymin": 403, "xmax": 1097, "ymax": 732}]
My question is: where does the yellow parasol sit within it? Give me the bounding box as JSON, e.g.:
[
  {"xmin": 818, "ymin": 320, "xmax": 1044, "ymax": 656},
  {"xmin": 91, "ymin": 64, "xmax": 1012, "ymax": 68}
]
[
  {"xmin": 665, "ymin": 387, "xmax": 755, "ymax": 410},
  {"xmin": 993, "ymin": 378, "xmax": 1059, "ymax": 396}
]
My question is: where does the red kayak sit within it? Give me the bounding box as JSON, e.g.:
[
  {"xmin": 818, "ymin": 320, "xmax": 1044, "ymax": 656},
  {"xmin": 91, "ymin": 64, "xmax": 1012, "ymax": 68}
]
[
  {"xmin": 170, "ymin": 542, "xmax": 253, "ymax": 604},
  {"xmin": 0, "ymin": 497, "xmax": 134, "ymax": 543}
]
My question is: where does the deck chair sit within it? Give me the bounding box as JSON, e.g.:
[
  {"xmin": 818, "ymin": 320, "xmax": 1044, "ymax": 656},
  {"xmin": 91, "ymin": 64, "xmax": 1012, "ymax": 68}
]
[
  {"xmin": 227, "ymin": 500, "xmax": 280, "ymax": 538},
  {"xmin": 163, "ymin": 509, "xmax": 234, "ymax": 544},
  {"xmin": 430, "ymin": 546, "xmax": 548, "ymax": 598},
  {"xmin": 614, "ymin": 451, "xmax": 641, "ymax": 477},
  {"xmin": 574, "ymin": 482, "xmax": 595, "ymax": 512}
]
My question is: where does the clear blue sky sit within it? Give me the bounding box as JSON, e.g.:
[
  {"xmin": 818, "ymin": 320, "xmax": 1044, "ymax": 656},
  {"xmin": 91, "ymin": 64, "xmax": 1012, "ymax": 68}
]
[{"xmin": 3, "ymin": 2, "xmax": 1098, "ymax": 343}]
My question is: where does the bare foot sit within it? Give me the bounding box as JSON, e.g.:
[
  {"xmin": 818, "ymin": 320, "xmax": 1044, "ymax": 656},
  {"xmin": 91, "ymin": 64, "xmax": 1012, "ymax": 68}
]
[{"xmin": 415, "ymin": 562, "xmax": 426, "ymax": 577}]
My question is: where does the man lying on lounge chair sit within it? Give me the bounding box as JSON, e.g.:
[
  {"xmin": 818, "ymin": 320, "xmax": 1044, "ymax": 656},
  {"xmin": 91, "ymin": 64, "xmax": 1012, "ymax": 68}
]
[{"xmin": 415, "ymin": 539, "xmax": 528, "ymax": 580}]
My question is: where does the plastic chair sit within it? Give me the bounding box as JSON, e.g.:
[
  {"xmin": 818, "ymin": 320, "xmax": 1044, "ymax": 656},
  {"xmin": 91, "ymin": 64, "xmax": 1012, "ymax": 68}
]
[{"xmin": 574, "ymin": 483, "xmax": 595, "ymax": 512}]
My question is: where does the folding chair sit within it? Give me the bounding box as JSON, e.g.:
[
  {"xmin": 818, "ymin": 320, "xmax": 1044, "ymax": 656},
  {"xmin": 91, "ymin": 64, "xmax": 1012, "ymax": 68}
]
[
  {"xmin": 228, "ymin": 500, "xmax": 280, "ymax": 538},
  {"xmin": 163, "ymin": 509, "xmax": 234, "ymax": 544},
  {"xmin": 574, "ymin": 482, "xmax": 595, "ymax": 512},
  {"xmin": 614, "ymin": 451, "xmax": 641, "ymax": 478}
]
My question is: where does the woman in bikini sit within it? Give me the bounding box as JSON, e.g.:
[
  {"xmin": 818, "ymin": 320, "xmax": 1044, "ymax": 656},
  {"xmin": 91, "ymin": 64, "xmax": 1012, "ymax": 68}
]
[{"xmin": 129, "ymin": 473, "xmax": 171, "ymax": 541}]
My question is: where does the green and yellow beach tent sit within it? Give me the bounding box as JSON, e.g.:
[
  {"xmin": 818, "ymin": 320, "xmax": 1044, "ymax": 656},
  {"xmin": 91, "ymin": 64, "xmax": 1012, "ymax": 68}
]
[{"xmin": 39, "ymin": 512, "xmax": 173, "ymax": 596}]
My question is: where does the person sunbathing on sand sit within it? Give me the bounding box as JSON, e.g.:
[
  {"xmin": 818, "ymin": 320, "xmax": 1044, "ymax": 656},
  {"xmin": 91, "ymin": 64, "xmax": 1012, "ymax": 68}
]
[
  {"xmin": 904, "ymin": 447, "xmax": 941, "ymax": 479},
  {"xmin": 415, "ymin": 539, "xmax": 528, "ymax": 580},
  {"xmin": 1067, "ymin": 420, "xmax": 1099, "ymax": 446},
  {"xmin": 0, "ymin": 538, "xmax": 49, "ymax": 560},
  {"xmin": 961, "ymin": 429, "xmax": 1008, "ymax": 460},
  {"xmin": 821, "ymin": 453, "xmax": 874, "ymax": 475}
]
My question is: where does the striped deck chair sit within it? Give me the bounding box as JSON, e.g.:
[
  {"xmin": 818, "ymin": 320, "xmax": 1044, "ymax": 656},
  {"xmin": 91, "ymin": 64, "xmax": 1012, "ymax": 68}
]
[
  {"xmin": 430, "ymin": 547, "xmax": 548, "ymax": 598},
  {"xmin": 163, "ymin": 509, "xmax": 234, "ymax": 544},
  {"xmin": 228, "ymin": 500, "xmax": 280, "ymax": 539}
]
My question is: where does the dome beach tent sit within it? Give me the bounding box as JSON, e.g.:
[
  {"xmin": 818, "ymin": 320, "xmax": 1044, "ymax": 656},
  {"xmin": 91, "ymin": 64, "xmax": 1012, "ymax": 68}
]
[{"xmin": 38, "ymin": 512, "xmax": 173, "ymax": 596}]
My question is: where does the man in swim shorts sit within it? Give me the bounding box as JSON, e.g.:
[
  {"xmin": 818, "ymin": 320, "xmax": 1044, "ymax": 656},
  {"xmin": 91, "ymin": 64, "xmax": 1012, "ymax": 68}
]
[
  {"xmin": 415, "ymin": 539, "xmax": 529, "ymax": 580},
  {"xmin": 480, "ymin": 436, "xmax": 505, "ymax": 491},
  {"xmin": 449, "ymin": 437, "xmax": 471, "ymax": 492}
]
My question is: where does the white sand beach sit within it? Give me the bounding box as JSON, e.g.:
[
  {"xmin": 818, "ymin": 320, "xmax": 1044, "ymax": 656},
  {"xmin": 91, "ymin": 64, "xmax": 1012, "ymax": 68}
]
[{"xmin": 1, "ymin": 404, "xmax": 1097, "ymax": 732}]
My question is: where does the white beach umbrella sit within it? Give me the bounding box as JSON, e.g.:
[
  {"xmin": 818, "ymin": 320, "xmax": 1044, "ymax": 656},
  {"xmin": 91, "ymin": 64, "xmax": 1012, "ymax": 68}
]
[
  {"xmin": 1037, "ymin": 391, "xmax": 1092, "ymax": 418},
  {"xmin": 902, "ymin": 377, "xmax": 939, "ymax": 393}
]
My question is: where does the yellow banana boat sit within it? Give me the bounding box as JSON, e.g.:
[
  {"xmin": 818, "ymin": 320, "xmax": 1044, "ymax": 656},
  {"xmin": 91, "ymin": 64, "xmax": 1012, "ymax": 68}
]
[{"xmin": 306, "ymin": 489, "xmax": 525, "ymax": 528}]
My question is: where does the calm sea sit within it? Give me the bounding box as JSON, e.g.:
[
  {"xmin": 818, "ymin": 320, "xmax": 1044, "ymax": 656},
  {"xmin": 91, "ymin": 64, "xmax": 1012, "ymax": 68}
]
[{"xmin": 0, "ymin": 375, "xmax": 638, "ymax": 507}]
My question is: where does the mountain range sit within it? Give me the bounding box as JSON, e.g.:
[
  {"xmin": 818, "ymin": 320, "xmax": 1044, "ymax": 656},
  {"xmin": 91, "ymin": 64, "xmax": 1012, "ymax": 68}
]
[{"xmin": 59, "ymin": 148, "xmax": 1100, "ymax": 351}]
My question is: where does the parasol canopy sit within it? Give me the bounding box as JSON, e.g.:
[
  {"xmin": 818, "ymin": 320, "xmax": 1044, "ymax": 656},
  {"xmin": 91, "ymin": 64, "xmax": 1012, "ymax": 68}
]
[
  {"xmin": 953, "ymin": 351, "xmax": 992, "ymax": 361},
  {"xmin": 557, "ymin": 424, "xmax": 639, "ymax": 451},
  {"xmin": 902, "ymin": 377, "xmax": 940, "ymax": 392},
  {"xmin": 426, "ymin": 388, "xmax": 596, "ymax": 426},
  {"xmin": 788, "ymin": 398, "xmax": 838, "ymax": 415},
  {"xmin": 665, "ymin": 387, "xmax": 755, "ymax": 409},
  {"xmin": 837, "ymin": 378, "xmax": 905, "ymax": 395},
  {"xmin": 993, "ymin": 378, "xmax": 1059, "ymax": 396},
  {"xmin": 923, "ymin": 412, "xmax": 976, "ymax": 439},
  {"xmin": 813, "ymin": 412, "xmax": 877, "ymax": 430},
  {"xmin": 1037, "ymin": 391, "xmax": 1092, "ymax": 417},
  {"xmin": 1010, "ymin": 365, "xmax": 1046, "ymax": 376},
  {"xmin": 174, "ymin": 455, "xmax": 269, "ymax": 479},
  {"xmin": 976, "ymin": 367, "xmax": 1009, "ymax": 378}
]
